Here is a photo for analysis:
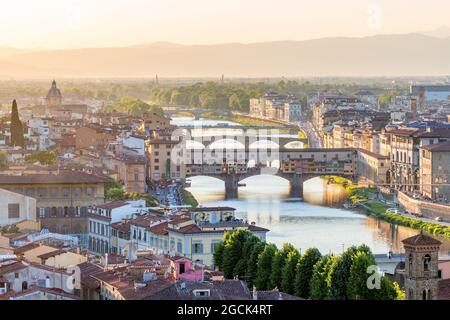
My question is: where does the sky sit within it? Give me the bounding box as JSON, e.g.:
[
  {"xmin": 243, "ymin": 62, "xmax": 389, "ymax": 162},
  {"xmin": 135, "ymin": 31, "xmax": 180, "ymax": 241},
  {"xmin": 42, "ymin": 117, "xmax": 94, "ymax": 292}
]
[{"xmin": 0, "ymin": 0, "xmax": 449, "ymax": 49}]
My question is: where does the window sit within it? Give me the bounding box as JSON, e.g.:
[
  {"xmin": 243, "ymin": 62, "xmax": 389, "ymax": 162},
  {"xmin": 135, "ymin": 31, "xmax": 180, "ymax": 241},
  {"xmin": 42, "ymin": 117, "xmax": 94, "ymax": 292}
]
[
  {"xmin": 50, "ymin": 188, "xmax": 58, "ymax": 197},
  {"xmin": 192, "ymin": 242, "xmax": 203, "ymax": 254},
  {"xmin": 424, "ymin": 254, "xmax": 431, "ymax": 272},
  {"xmin": 74, "ymin": 188, "xmax": 81, "ymax": 197},
  {"xmin": 8, "ymin": 203, "xmax": 20, "ymax": 219},
  {"xmin": 63, "ymin": 188, "xmax": 70, "ymax": 197},
  {"xmin": 86, "ymin": 187, "xmax": 93, "ymax": 196},
  {"xmin": 39, "ymin": 207, "xmax": 45, "ymax": 218},
  {"xmin": 177, "ymin": 241, "xmax": 182, "ymax": 253}
]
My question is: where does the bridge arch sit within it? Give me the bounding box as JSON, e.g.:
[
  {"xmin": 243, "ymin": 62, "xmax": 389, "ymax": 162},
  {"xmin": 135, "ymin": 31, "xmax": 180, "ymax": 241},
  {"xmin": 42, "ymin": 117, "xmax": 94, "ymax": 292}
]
[
  {"xmin": 208, "ymin": 138, "xmax": 246, "ymax": 149},
  {"xmin": 284, "ymin": 141, "xmax": 304, "ymax": 149},
  {"xmin": 248, "ymin": 139, "xmax": 280, "ymax": 149}
]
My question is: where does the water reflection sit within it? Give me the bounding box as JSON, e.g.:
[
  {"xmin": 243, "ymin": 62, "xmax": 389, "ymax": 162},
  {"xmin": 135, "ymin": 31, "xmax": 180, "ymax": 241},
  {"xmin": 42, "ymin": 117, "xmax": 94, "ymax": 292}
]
[{"xmin": 187, "ymin": 175, "xmax": 450, "ymax": 256}]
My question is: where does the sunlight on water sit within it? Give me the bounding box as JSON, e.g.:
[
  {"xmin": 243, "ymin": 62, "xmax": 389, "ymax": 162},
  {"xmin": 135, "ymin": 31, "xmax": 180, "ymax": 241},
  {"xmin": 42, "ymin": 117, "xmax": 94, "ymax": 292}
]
[{"xmin": 187, "ymin": 175, "xmax": 450, "ymax": 255}]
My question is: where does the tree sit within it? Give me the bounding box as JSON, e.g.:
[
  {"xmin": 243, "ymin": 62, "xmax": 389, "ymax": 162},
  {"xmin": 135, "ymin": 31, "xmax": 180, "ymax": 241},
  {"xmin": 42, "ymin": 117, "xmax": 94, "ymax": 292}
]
[
  {"xmin": 228, "ymin": 94, "xmax": 241, "ymax": 110},
  {"xmin": 105, "ymin": 188, "xmax": 127, "ymax": 201},
  {"xmin": 280, "ymin": 249, "xmax": 301, "ymax": 294},
  {"xmin": 270, "ymin": 243, "xmax": 296, "ymax": 290},
  {"xmin": 222, "ymin": 230, "xmax": 253, "ymax": 279},
  {"xmin": 246, "ymin": 241, "xmax": 266, "ymax": 289},
  {"xmin": 310, "ymin": 255, "xmax": 335, "ymax": 300},
  {"xmin": 213, "ymin": 243, "xmax": 225, "ymax": 270},
  {"xmin": 10, "ymin": 99, "xmax": 24, "ymax": 147},
  {"xmin": 347, "ymin": 251, "xmax": 377, "ymax": 300},
  {"xmin": 328, "ymin": 245, "xmax": 371, "ymax": 299},
  {"xmin": 294, "ymin": 248, "xmax": 322, "ymax": 298},
  {"xmin": 24, "ymin": 151, "xmax": 57, "ymax": 165},
  {"xmin": 255, "ymin": 244, "xmax": 278, "ymax": 290},
  {"xmin": 233, "ymin": 234, "xmax": 261, "ymax": 279}
]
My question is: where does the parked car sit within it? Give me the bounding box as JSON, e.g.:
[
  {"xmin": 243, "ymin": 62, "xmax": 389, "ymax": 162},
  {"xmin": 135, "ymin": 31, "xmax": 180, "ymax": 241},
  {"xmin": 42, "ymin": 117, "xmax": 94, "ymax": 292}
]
[
  {"xmin": 386, "ymin": 208, "xmax": 401, "ymax": 214},
  {"xmin": 435, "ymin": 217, "xmax": 443, "ymax": 222}
]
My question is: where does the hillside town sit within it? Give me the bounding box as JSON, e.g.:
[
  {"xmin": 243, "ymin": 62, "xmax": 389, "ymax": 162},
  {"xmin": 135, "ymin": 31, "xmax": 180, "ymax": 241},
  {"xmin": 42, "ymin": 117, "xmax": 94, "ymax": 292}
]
[{"xmin": 1, "ymin": 79, "xmax": 450, "ymax": 301}]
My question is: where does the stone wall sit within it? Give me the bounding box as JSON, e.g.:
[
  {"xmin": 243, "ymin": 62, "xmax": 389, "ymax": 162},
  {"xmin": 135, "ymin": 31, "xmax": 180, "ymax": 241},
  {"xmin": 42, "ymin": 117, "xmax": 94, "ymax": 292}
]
[{"xmin": 398, "ymin": 191, "xmax": 450, "ymax": 219}]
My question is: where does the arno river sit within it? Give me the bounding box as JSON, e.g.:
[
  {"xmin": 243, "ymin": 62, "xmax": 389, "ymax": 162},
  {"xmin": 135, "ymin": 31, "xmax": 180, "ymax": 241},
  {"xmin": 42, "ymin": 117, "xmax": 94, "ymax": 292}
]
[{"xmin": 173, "ymin": 117, "xmax": 450, "ymax": 256}]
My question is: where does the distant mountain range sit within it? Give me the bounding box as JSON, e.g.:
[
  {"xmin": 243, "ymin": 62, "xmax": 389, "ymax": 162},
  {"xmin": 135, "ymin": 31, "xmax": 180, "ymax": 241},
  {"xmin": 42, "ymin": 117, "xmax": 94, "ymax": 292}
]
[{"xmin": 1, "ymin": 31, "xmax": 450, "ymax": 78}]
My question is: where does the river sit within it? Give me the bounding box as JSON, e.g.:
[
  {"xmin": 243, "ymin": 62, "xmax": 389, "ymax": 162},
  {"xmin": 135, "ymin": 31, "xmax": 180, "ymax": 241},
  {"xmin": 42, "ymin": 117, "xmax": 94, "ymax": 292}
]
[{"xmin": 172, "ymin": 117, "xmax": 450, "ymax": 256}]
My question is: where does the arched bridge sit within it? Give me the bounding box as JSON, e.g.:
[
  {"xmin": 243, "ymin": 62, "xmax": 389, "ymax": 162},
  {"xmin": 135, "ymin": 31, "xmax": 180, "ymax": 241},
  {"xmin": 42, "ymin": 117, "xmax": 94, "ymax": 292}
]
[{"xmin": 184, "ymin": 148, "xmax": 357, "ymax": 199}]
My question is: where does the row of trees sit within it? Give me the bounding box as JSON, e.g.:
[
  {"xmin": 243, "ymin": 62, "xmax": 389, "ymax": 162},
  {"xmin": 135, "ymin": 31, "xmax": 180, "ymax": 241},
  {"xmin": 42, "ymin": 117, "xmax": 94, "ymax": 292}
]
[
  {"xmin": 101, "ymin": 97, "xmax": 164, "ymax": 116},
  {"xmin": 213, "ymin": 230, "xmax": 404, "ymax": 300},
  {"xmin": 148, "ymin": 81, "xmax": 313, "ymax": 112}
]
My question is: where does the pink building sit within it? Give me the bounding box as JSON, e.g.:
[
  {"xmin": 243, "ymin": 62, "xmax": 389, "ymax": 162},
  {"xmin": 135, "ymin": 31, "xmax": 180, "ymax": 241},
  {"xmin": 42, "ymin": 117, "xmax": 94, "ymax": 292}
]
[{"xmin": 170, "ymin": 256, "xmax": 204, "ymax": 281}]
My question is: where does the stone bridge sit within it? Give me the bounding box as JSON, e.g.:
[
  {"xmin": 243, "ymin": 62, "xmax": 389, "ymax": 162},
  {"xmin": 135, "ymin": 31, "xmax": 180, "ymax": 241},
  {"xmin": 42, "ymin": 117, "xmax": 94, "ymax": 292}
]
[{"xmin": 183, "ymin": 148, "xmax": 357, "ymax": 199}]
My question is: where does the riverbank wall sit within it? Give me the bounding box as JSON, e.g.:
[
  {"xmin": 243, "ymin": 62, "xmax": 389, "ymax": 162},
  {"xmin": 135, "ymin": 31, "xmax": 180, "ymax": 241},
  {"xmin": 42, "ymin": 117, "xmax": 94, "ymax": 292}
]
[{"xmin": 397, "ymin": 191, "xmax": 450, "ymax": 220}]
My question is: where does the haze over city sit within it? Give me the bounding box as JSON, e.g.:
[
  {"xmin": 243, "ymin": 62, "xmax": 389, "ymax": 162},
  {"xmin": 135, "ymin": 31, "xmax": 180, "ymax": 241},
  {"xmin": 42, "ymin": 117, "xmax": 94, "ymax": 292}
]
[{"xmin": 1, "ymin": 0, "xmax": 450, "ymax": 307}]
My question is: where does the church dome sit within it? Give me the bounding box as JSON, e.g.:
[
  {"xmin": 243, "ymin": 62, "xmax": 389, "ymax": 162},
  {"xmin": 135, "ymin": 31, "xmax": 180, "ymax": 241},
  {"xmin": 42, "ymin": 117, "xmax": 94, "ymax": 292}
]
[{"xmin": 46, "ymin": 80, "xmax": 62, "ymax": 100}]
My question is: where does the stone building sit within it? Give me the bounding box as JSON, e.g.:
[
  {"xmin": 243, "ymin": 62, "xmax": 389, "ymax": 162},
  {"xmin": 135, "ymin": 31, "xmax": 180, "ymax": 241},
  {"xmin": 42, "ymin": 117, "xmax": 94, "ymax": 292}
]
[
  {"xmin": 402, "ymin": 232, "xmax": 441, "ymax": 300},
  {"xmin": 0, "ymin": 171, "xmax": 109, "ymax": 248},
  {"xmin": 0, "ymin": 188, "xmax": 36, "ymax": 227},
  {"xmin": 419, "ymin": 141, "xmax": 450, "ymax": 201}
]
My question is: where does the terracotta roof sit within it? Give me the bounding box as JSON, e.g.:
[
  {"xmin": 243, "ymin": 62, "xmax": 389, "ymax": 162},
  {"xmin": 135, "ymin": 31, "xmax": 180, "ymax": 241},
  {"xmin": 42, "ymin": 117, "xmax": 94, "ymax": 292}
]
[
  {"xmin": 13, "ymin": 243, "xmax": 40, "ymax": 255},
  {"xmin": 111, "ymin": 220, "xmax": 131, "ymax": 233},
  {"xmin": 0, "ymin": 261, "xmax": 27, "ymax": 276},
  {"xmin": 0, "ymin": 171, "xmax": 110, "ymax": 185},
  {"xmin": 356, "ymin": 148, "xmax": 389, "ymax": 160},
  {"xmin": 97, "ymin": 200, "xmax": 128, "ymax": 210},
  {"xmin": 256, "ymin": 290, "xmax": 304, "ymax": 300},
  {"xmin": 0, "ymin": 286, "xmax": 80, "ymax": 300},
  {"xmin": 389, "ymin": 128, "xmax": 422, "ymax": 137},
  {"xmin": 402, "ymin": 232, "xmax": 442, "ymax": 246},
  {"xmin": 420, "ymin": 141, "xmax": 450, "ymax": 152},
  {"xmin": 131, "ymin": 215, "xmax": 167, "ymax": 229},
  {"xmin": 145, "ymin": 280, "xmax": 251, "ymax": 300},
  {"xmin": 148, "ymin": 222, "xmax": 169, "ymax": 235},
  {"xmin": 415, "ymin": 128, "xmax": 450, "ymax": 138},
  {"xmin": 37, "ymin": 249, "xmax": 66, "ymax": 260},
  {"xmin": 78, "ymin": 262, "xmax": 104, "ymax": 289},
  {"xmin": 92, "ymin": 269, "xmax": 175, "ymax": 300}
]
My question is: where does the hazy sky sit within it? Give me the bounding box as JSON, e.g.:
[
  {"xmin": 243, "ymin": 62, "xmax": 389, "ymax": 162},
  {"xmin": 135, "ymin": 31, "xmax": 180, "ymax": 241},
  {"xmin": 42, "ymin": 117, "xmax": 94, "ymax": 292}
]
[{"xmin": 0, "ymin": 0, "xmax": 449, "ymax": 49}]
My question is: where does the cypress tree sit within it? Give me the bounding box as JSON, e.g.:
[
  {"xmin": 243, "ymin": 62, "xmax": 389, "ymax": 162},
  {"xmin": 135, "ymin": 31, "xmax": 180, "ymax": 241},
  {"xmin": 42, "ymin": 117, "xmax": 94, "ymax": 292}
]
[
  {"xmin": 10, "ymin": 99, "xmax": 24, "ymax": 147},
  {"xmin": 294, "ymin": 247, "xmax": 322, "ymax": 298}
]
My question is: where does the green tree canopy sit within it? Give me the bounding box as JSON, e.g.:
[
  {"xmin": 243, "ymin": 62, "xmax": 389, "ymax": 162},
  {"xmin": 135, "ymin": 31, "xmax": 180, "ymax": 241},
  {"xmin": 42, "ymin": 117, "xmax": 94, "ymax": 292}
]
[
  {"xmin": 347, "ymin": 251, "xmax": 377, "ymax": 300},
  {"xmin": 221, "ymin": 230, "xmax": 254, "ymax": 279},
  {"xmin": 328, "ymin": 245, "xmax": 371, "ymax": 299},
  {"xmin": 24, "ymin": 151, "xmax": 56, "ymax": 165},
  {"xmin": 255, "ymin": 244, "xmax": 278, "ymax": 290},
  {"xmin": 270, "ymin": 243, "xmax": 296, "ymax": 290},
  {"xmin": 310, "ymin": 255, "xmax": 336, "ymax": 300},
  {"xmin": 294, "ymin": 247, "xmax": 322, "ymax": 298},
  {"xmin": 280, "ymin": 249, "xmax": 301, "ymax": 294},
  {"xmin": 103, "ymin": 97, "xmax": 163, "ymax": 116},
  {"xmin": 246, "ymin": 241, "xmax": 266, "ymax": 289}
]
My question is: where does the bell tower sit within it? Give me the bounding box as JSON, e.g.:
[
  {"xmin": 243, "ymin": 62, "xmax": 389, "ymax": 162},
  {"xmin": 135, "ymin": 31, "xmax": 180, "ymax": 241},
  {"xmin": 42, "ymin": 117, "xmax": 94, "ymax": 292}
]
[{"xmin": 402, "ymin": 232, "xmax": 441, "ymax": 300}]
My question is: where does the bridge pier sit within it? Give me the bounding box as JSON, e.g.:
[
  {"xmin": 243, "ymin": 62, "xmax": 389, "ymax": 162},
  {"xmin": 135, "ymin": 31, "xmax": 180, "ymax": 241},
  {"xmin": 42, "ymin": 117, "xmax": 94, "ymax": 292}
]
[
  {"xmin": 289, "ymin": 174, "xmax": 304, "ymax": 199},
  {"xmin": 224, "ymin": 173, "xmax": 239, "ymax": 199}
]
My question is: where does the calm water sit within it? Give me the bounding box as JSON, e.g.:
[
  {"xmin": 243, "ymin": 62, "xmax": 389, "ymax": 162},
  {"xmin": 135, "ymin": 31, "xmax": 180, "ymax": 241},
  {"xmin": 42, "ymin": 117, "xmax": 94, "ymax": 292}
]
[{"xmin": 176, "ymin": 117, "xmax": 450, "ymax": 256}]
